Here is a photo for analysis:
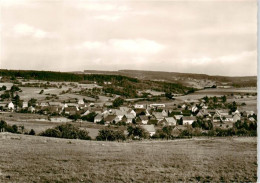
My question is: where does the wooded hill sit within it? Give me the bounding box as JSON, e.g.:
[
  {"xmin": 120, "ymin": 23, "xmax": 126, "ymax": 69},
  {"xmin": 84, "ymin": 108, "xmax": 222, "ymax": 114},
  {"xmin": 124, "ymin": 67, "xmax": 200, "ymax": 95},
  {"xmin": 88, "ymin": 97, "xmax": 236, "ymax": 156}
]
[
  {"xmin": 0, "ymin": 69, "xmax": 195, "ymax": 97},
  {"xmin": 83, "ymin": 70, "xmax": 257, "ymax": 88}
]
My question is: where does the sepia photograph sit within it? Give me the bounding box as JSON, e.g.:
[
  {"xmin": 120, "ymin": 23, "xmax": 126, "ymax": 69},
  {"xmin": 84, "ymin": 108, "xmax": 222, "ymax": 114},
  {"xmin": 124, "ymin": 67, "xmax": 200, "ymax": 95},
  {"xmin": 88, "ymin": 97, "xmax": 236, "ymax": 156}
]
[{"xmin": 0, "ymin": 0, "xmax": 257, "ymax": 182}]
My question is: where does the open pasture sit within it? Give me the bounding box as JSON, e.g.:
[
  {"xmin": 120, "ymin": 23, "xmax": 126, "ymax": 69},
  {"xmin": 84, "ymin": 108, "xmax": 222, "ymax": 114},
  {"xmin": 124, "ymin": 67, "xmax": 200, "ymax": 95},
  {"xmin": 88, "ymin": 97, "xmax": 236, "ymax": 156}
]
[{"xmin": 0, "ymin": 134, "xmax": 256, "ymax": 183}]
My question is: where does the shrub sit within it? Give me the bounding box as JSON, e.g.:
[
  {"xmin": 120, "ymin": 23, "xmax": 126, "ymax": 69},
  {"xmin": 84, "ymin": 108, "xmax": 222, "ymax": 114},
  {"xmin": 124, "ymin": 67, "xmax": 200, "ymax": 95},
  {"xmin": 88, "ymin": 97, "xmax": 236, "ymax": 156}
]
[
  {"xmin": 81, "ymin": 112, "xmax": 96, "ymax": 122},
  {"xmin": 29, "ymin": 129, "xmax": 36, "ymax": 135},
  {"xmin": 40, "ymin": 128, "xmax": 61, "ymax": 138},
  {"xmin": 112, "ymin": 97, "xmax": 125, "ymax": 107},
  {"xmin": 96, "ymin": 129, "xmax": 126, "ymax": 141},
  {"xmin": 127, "ymin": 125, "xmax": 149, "ymax": 139}
]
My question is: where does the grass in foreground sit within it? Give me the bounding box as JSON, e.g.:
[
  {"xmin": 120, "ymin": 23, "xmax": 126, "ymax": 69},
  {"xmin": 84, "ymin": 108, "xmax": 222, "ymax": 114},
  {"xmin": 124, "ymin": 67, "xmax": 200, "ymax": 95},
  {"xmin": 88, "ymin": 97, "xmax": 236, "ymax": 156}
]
[{"xmin": 0, "ymin": 133, "xmax": 257, "ymax": 182}]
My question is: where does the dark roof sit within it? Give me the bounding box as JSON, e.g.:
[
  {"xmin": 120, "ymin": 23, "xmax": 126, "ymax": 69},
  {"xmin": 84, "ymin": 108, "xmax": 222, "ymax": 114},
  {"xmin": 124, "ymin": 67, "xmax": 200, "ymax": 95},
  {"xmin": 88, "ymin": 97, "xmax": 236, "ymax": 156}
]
[
  {"xmin": 182, "ymin": 116, "xmax": 196, "ymax": 121},
  {"xmin": 139, "ymin": 115, "xmax": 148, "ymax": 121},
  {"xmin": 104, "ymin": 115, "xmax": 117, "ymax": 122}
]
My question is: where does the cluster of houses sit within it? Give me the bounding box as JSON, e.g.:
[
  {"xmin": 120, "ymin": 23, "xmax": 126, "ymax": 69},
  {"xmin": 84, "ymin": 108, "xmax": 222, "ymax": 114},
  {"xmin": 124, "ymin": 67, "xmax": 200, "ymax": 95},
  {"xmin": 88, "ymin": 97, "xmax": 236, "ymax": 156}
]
[{"xmin": 0, "ymin": 98, "xmax": 256, "ymax": 136}]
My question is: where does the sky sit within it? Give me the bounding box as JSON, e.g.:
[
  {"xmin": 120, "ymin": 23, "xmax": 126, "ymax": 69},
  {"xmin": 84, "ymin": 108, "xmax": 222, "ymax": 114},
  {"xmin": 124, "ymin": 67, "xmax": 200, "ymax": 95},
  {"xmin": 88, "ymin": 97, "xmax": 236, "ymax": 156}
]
[{"xmin": 0, "ymin": 0, "xmax": 257, "ymax": 76}]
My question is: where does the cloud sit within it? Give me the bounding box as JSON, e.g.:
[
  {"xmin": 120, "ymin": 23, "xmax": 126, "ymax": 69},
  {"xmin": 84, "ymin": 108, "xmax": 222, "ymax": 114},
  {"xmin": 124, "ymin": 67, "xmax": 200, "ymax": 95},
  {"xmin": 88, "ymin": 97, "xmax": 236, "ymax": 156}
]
[
  {"xmin": 1, "ymin": 0, "xmax": 26, "ymax": 7},
  {"xmin": 94, "ymin": 15, "xmax": 121, "ymax": 22},
  {"xmin": 13, "ymin": 24, "xmax": 55, "ymax": 39},
  {"xmin": 75, "ymin": 39, "xmax": 165, "ymax": 54},
  {"xmin": 77, "ymin": 3, "xmax": 130, "ymax": 12}
]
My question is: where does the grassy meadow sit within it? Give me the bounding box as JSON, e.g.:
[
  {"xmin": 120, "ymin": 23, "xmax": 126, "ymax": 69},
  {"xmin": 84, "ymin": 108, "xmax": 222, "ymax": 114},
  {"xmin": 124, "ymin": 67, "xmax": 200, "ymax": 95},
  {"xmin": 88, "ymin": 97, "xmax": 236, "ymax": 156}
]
[{"xmin": 0, "ymin": 133, "xmax": 256, "ymax": 182}]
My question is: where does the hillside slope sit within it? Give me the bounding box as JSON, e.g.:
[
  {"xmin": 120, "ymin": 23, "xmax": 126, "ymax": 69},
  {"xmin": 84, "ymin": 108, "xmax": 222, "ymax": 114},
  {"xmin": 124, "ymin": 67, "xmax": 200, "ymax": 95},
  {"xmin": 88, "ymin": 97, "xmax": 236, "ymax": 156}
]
[{"xmin": 84, "ymin": 70, "xmax": 257, "ymax": 88}]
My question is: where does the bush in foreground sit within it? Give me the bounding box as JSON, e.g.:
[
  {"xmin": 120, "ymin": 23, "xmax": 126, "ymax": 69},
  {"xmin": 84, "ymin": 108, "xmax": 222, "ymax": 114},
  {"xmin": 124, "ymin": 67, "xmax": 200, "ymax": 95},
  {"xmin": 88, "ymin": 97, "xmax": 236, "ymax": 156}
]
[
  {"xmin": 96, "ymin": 129, "xmax": 126, "ymax": 141},
  {"xmin": 40, "ymin": 124, "xmax": 91, "ymax": 140}
]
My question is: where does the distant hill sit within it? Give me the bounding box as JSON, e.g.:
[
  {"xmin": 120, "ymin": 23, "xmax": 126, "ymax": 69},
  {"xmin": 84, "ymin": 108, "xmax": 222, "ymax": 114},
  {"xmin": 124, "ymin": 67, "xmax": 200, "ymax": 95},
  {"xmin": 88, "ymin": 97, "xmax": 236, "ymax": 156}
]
[
  {"xmin": 0, "ymin": 69, "xmax": 195, "ymax": 97},
  {"xmin": 83, "ymin": 70, "xmax": 257, "ymax": 88}
]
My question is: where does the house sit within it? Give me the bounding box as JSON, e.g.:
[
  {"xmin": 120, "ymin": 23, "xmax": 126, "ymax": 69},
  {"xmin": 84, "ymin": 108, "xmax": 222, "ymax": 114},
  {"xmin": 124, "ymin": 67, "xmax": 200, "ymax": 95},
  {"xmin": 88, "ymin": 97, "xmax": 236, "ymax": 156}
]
[
  {"xmin": 223, "ymin": 115, "xmax": 233, "ymax": 122},
  {"xmin": 164, "ymin": 117, "xmax": 177, "ymax": 126},
  {"xmin": 233, "ymin": 113, "xmax": 241, "ymax": 122},
  {"xmin": 114, "ymin": 109, "xmax": 126, "ymax": 121},
  {"xmin": 40, "ymin": 102, "xmax": 49, "ymax": 107},
  {"xmin": 94, "ymin": 114, "xmax": 103, "ymax": 123},
  {"xmin": 174, "ymin": 115, "xmax": 183, "ymax": 121},
  {"xmin": 182, "ymin": 116, "xmax": 196, "ymax": 125},
  {"xmin": 153, "ymin": 112, "xmax": 164, "ymax": 121},
  {"xmin": 78, "ymin": 99, "xmax": 84, "ymax": 105},
  {"xmin": 119, "ymin": 106, "xmax": 131, "ymax": 113},
  {"xmin": 191, "ymin": 105, "xmax": 199, "ymax": 113},
  {"xmin": 8, "ymin": 102, "xmax": 14, "ymax": 110},
  {"xmin": 141, "ymin": 125, "xmax": 156, "ymax": 136},
  {"xmin": 104, "ymin": 115, "xmax": 117, "ymax": 124},
  {"xmin": 213, "ymin": 113, "xmax": 222, "ymax": 122},
  {"xmin": 48, "ymin": 102, "xmax": 62, "ymax": 106},
  {"xmin": 65, "ymin": 103, "xmax": 79, "ymax": 109},
  {"xmin": 243, "ymin": 111, "xmax": 255, "ymax": 117},
  {"xmin": 45, "ymin": 106, "xmax": 59, "ymax": 114},
  {"xmin": 122, "ymin": 114, "xmax": 135, "ymax": 123},
  {"xmin": 138, "ymin": 115, "xmax": 149, "ymax": 124},
  {"xmin": 181, "ymin": 104, "xmax": 186, "ymax": 109},
  {"xmin": 28, "ymin": 106, "xmax": 36, "ymax": 113},
  {"xmin": 128, "ymin": 109, "xmax": 137, "ymax": 117},
  {"xmin": 22, "ymin": 101, "xmax": 28, "ymax": 109},
  {"xmin": 232, "ymin": 110, "xmax": 240, "ymax": 116},
  {"xmin": 160, "ymin": 117, "xmax": 177, "ymax": 126},
  {"xmin": 81, "ymin": 109, "xmax": 91, "ymax": 116},
  {"xmin": 134, "ymin": 108, "xmax": 146, "ymax": 116},
  {"xmin": 134, "ymin": 104, "xmax": 144, "ymax": 109},
  {"xmin": 161, "ymin": 110, "xmax": 168, "ymax": 117},
  {"xmin": 249, "ymin": 117, "xmax": 256, "ymax": 122},
  {"xmin": 196, "ymin": 109, "xmax": 210, "ymax": 118},
  {"xmin": 64, "ymin": 106, "xmax": 78, "ymax": 115},
  {"xmin": 216, "ymin": 110, "xmax": 229, "ymax": 116}
]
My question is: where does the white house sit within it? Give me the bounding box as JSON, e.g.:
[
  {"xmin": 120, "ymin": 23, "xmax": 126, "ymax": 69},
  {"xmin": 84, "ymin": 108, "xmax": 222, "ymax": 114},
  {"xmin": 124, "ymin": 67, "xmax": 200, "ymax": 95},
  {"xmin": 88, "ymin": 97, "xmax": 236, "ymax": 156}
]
[
  {"xmin": 8, "ymin": 102, "xmax": 15, "ymax": 110},
  {"xmin": 78, "ymin": 99, "xmax": 84, "ymax": 105},
  {"xmin": 191, "ymin": 106, "xmax": 198, "ymax": 113},
  {"xmin": 22, "ymin": 101, "xmax": 28, "ymax": 108},
  {"xmin": 182, "ymin": 116, "xmax": 196, "ymax": 125},
  {"xmin": 128, "ymin": 109, "xmax": 136, "ymax": 117},
  {"xmin": 162, "ymin": 110, "xmax": 168, "ymax": 117},
  {"xmin": 94, "ymin": 114, "xmax": 103, "ymax": 123},
  {"xmin": 164, "ymin": 117, "xmax": 177, "ymax": 126},
  {"xmin": 123, "ymin": 114, "xmax": 135, "ymax": 123}
]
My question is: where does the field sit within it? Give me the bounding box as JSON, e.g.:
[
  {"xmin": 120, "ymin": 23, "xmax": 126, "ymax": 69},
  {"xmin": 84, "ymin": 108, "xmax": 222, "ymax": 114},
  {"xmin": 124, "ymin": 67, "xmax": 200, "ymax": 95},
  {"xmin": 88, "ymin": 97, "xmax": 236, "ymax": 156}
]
[{"xmin": 0, "ymin": 133, "xmax": 256, "ymax": 182}]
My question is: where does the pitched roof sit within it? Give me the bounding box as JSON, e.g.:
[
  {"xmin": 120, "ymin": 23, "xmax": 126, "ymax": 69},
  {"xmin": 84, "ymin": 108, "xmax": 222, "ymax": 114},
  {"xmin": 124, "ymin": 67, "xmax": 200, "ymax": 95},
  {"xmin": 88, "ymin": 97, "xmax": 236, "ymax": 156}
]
[
  {"xmin": 95, "ymin": 113, "xmax": 103, "ymax": 119},
  {"xmin": 182, "ymin": 116, "xmax": 196, "ymax": 121},
  {"xmin": 125, "ymin": 114, "xmax": 135, "ymax": 119},
  {"xmin": 141, "ymin": 125, "xmax": 155, "ymax": 132},
  {"xmin": 104, "ymin": 115, "xmax": 117, "ymax": 122},
  {"xmin": 139, "ymin": 115, "xmax": 148, "ymax": 121},
  {"xmin": 153, "ymin": 112, "xmax": 164, "ymax": 119},
  {"xmin": 165, "ymin": 117, "xmax": 176, "ymax": 123}
]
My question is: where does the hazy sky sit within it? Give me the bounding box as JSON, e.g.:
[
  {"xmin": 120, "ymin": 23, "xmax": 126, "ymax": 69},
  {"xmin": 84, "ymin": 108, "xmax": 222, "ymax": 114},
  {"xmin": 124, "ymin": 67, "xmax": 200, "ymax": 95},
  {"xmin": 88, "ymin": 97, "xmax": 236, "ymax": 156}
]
[{"xmin": 0, "ymin": 0, "xmax": 257, "ymax": 76}]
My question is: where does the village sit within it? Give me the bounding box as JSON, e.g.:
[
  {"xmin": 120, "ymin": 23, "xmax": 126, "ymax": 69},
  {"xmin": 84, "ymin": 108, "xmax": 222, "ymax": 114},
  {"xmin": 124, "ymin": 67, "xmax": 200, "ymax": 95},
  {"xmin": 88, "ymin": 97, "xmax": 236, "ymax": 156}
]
[{"xmin": 0, "ymin": 77, "xmax": 257, "ymax": 138}]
